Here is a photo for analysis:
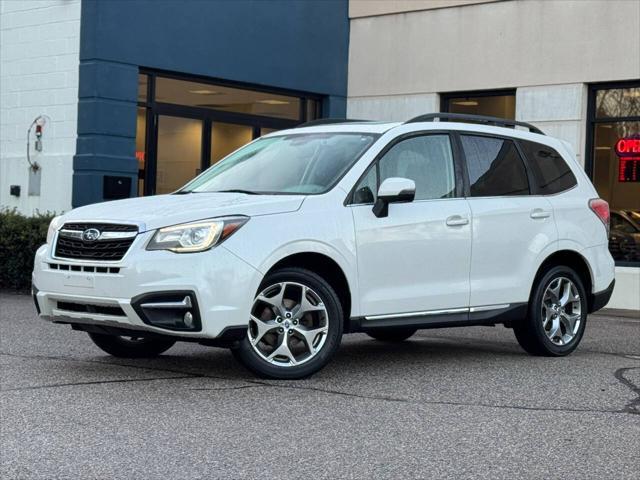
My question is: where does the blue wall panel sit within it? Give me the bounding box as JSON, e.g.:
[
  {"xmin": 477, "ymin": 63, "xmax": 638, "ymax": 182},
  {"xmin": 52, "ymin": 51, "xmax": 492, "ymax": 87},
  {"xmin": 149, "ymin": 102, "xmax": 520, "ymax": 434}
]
[{"xmin": 73, "ymin": 0, "xmax": 349, "ymax": 207}]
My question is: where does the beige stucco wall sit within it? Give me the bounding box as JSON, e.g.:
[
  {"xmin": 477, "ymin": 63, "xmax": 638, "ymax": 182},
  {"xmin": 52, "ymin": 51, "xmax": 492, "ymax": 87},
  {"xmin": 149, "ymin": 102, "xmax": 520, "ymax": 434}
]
[
  {"xmin": 349, "ymin": 0, "xmax": 497, "ymax": 18},
  {"xmin": 348, "ymin": 0, "xmax": 640, "ymax": 98}
]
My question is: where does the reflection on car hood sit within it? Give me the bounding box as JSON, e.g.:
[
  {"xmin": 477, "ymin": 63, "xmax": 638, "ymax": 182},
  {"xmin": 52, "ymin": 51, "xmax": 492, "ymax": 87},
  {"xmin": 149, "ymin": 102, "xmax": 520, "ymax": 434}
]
[{"xmin": 60, "ymin": 193, "xmax": 305, "ymax": 232}]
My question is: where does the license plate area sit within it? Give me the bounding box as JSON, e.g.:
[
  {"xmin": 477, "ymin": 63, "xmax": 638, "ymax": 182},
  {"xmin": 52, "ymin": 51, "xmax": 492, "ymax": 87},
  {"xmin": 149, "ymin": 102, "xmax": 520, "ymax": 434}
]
[{"xmin": 63, "ymin": 273, "xmax": 94, "ymax": 289}]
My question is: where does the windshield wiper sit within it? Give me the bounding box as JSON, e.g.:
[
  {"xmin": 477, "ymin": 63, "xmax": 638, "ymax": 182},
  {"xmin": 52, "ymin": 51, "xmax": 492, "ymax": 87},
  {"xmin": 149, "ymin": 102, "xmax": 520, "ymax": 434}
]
[
  {"xmin": 174, "ymin": 190, "xmax": 193, "ymax": 194},
  {"xmin": 215, "ymin": 189, "xmax": 260, "ymax": 195}
]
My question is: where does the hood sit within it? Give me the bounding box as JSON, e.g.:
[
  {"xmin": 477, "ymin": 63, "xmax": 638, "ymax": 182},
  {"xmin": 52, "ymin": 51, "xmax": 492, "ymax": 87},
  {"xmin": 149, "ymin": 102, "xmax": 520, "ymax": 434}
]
[{"xmin": 61, "ymin": 193, "xmax": 305, "ymax": 232}]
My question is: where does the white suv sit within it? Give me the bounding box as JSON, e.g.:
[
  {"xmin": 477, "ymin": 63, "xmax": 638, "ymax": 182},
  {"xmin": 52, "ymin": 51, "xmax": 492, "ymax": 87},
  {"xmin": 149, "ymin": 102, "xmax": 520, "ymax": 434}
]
[{"xmin": 33, "ymin": 113, "xmax": 616, "ymax": 379}]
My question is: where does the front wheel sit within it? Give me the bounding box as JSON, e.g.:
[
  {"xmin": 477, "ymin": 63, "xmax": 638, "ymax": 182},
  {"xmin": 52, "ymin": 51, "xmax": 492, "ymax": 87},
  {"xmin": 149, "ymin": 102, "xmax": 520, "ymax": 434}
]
[
  {"xmin": 88, "ymin": 332, "xmax": 176, "ymax": 358},
  {"xmin": 514, "ymin": 265, "xmax": 588, "ymax": 356},
  {"xmin": 232, "ymin": 267, "xmax": 343, "ymax": 379}
]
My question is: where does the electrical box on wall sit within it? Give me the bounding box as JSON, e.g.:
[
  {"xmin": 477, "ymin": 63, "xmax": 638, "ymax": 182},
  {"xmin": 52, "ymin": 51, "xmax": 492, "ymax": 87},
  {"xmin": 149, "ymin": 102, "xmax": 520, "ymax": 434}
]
[
  {"xmin": 103, "ymin": 176, "xmax": 132, "ymax": 200},
  {"xmin": 28, "ymin": 168, "xmax": 41, "ymax": 196}
]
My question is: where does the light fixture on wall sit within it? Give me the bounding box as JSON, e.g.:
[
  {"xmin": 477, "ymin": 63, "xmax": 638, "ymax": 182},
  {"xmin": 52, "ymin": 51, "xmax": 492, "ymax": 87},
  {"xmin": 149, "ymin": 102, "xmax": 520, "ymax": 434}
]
[
  {"xmin": 188, "ymin": 89, "xmax": 220, "ymax": 95},
  {"xmin": 26, "ymin": 115, "xmax": 50, "ymax": 172},
  {"xmin": 452, "ymin": 99, "xmax": 479, "ymax": 106},
  {"xmin": 257, "ymin": 99, "xmax": 290, "ymax": 105}
]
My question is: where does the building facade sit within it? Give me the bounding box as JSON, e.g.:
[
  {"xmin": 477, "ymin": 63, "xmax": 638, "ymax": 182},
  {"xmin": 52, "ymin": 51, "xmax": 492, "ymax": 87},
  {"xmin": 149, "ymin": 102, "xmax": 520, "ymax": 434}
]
[
  {"xmin": 1, "ymin": 0, "xmax": 638, "ymax": 310},
  {"xmin": 347, "ymin": 0, "xmax": 640, "ymax": 310},
  {"xmin": 1, "ymin": 0, "xmax": 348, "ymax": 211}
]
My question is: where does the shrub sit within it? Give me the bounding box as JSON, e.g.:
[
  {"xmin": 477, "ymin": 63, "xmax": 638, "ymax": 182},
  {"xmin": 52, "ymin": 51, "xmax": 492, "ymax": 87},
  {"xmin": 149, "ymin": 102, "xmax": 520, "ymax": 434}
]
[{"xmin": 0, "ymin": 209, "xmax": 55, "ymax": 291}]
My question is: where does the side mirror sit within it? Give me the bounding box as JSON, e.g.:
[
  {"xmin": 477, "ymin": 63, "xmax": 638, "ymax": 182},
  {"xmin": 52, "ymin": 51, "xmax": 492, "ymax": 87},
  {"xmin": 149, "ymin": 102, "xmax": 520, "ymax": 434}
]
[{"xmin": 372, "ymin": 177, "xmax": 416, "ymax": 218}]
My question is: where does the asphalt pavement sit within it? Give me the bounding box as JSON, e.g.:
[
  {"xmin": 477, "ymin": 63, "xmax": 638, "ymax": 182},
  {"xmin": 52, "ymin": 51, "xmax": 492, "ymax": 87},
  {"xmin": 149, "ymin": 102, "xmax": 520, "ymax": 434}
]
[{"xmin": 1, "ymin": 292, "xmax": 639, "ymax": 479}]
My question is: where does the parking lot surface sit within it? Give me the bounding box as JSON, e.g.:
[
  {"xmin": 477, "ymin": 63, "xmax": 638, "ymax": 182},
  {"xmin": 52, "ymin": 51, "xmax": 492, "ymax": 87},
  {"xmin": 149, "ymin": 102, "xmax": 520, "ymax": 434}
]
[{"xmin": 1, "ymin": 292, "xmax": 639, "ymax": 479}]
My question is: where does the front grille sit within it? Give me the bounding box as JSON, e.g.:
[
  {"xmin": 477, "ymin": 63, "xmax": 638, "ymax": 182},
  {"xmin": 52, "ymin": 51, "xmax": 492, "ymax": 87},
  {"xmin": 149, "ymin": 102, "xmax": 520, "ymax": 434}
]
[{"xmin": 54, "ymin": 223, "xmax": 138, "ymax": 261}]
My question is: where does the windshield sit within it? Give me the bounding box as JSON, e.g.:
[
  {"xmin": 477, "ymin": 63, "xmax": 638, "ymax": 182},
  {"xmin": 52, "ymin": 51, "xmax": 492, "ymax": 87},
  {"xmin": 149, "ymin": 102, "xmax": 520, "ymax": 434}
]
[{"xmin": 181, "ymin": 132, "xmax": 378, "ymax": 195}]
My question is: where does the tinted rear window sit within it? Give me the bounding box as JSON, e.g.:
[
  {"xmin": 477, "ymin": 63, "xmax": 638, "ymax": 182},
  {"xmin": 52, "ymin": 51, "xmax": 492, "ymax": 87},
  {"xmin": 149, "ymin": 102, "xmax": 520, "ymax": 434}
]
[
  {"xmin": 460, "ymin": 135, "xmax": 530, "ymax": 197},
  {"xmin": 519, "ymin": 140, "xmax": 577, "ymax": 195}
]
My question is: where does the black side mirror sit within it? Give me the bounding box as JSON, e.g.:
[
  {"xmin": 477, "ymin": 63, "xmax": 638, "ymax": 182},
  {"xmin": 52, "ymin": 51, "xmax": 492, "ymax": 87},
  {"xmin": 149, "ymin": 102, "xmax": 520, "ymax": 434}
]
[{"xmin": 372, "ymin": 177, "xmax": 416, "ymax": 218}]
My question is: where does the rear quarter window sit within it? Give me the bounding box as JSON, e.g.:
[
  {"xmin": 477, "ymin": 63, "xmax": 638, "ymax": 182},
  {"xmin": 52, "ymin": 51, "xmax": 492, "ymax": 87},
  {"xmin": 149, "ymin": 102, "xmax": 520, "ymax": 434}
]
[{"xmin": 519, "ymin": 140, "xmax": 577, "ymax": 195}]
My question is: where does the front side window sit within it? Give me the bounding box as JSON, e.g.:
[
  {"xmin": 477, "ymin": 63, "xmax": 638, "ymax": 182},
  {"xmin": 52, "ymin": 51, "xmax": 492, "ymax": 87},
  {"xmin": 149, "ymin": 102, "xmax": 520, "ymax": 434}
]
[
  {"xmin": 461, "ymin": 135, "xmax": 530, "ymax": 197},
  {"xmin": 183, "ymin": 133, "xmax": 377, "ymax": 195},
  {"xmin": 352, "ymin": 134, "xmax": 456, "ymax": 203},
  {"xmin": 519, "ymin": 140, "xmax": 577, "ymax": 195}
]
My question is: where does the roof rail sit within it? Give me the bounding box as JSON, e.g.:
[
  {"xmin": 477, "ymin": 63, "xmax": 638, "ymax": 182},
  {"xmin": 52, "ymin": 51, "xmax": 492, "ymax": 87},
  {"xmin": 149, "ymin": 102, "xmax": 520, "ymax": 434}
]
[
  {"xmin": 405, "ymin": 112, "xmax": 545, "ymax": 135},
  {"xmin": 297, "ymin": 118, "xmax": 373, "ymax": 128}
]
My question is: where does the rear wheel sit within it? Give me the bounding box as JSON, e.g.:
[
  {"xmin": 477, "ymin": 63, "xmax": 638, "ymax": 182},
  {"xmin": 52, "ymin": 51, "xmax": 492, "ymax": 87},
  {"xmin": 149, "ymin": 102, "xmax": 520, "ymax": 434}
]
[
  {"xmin": 88, "ymin": 332, "xmax": 176, "ymax": 358},
  {"xmin": 514, "ymin": 265, "xmax": 587, "ymax": 356},
  {"xmin": 232, "ymin": 267, "xmax": 343, "ymax": 379},
  {"xmin": 366, "ymin": 328, "xmax": 417, "ymax": 342}
]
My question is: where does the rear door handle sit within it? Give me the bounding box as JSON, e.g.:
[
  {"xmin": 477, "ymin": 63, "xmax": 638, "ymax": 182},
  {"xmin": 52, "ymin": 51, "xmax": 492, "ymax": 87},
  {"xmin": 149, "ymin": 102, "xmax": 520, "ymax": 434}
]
[
  {"xmin": 446, "ymin": 215, "xmax": 469, "ymax": 227},
  {"xmin": 530, "ymin": 208, "xmax": 551, "ymax": 219}
]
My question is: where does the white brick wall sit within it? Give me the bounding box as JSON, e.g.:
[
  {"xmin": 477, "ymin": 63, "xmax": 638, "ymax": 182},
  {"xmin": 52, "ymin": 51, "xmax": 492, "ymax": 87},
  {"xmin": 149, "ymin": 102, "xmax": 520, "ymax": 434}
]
[{"xmin": 0, "ymin": 0, "xmax": 81, "ymax": 215}]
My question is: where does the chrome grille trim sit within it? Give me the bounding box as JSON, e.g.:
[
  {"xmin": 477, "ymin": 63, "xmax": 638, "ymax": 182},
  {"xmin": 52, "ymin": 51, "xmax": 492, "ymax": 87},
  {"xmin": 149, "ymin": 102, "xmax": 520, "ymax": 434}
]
[{"xmin": 53, "ymin": 222, "xmax": 139, "ymax": 262}]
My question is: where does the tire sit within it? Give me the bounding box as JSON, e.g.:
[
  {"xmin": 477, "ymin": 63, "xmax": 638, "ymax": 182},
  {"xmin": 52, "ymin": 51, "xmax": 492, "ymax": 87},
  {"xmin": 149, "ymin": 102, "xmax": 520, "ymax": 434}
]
[
  {"xmin": 366, "ymin": 328, "xmax": 417, "ymax": 342},
  {"xmin": 88, "ymin": 332, "xmax": 176, "ymax": 358},
  {"xmin": 514, "ymin": 265, "xmax": 588, "ymax": 356},
  {"xmin": 232, "ymin": 267, "xmax": 343, "ymax": 380}
]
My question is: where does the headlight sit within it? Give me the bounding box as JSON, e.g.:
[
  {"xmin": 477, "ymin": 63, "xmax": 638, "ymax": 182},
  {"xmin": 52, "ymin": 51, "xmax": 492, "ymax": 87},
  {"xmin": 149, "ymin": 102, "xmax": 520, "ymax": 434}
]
[
  {"xmin": 46, "ymin": 216, "xmax": 63, "ymax": 244},
  {"xmin": 146, "ymin": 217, "xmax": 248, "ymax": 253}
]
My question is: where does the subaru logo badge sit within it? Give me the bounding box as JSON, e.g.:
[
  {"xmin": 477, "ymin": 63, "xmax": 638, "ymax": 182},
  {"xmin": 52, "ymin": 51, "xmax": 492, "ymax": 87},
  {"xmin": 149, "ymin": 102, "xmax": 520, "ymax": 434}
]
[{"xmin": 82, "ymin": 228, "xmax": 101, "ymax": 242}]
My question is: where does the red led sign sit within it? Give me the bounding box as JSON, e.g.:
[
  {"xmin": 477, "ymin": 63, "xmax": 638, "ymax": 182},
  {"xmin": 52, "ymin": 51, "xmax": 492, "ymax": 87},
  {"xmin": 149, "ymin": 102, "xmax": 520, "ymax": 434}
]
[{"xmin": 614, "ymin": 136, "xmax": 640, "ymax": 182}]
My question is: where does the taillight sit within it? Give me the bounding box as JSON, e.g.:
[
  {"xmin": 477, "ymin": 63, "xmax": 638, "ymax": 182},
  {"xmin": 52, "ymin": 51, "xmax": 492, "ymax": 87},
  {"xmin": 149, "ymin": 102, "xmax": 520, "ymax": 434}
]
[{"xmin": 589, "ymin": 198, "xmax": 610, "ymax": 235}]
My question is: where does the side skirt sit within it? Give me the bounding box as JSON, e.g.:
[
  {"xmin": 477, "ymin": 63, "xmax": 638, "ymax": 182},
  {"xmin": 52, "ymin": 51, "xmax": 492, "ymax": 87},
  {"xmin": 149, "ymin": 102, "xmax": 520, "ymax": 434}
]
[{"xmin": 346, "ymin": 303, "xmax": 528, "ymax": 333}]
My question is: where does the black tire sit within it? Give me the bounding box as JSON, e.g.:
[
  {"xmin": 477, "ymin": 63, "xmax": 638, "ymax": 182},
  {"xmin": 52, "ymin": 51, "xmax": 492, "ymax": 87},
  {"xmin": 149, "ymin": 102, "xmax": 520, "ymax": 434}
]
[
  {"xmin": 366, "ymin": 328, "xmax": 417, "ymax": 342},
  {"xmin": 88, "ymin": 332, "xmax": 176, "ymax": 358},
  {"xmin": 514, "ymin": 265, "xmax": 588, "ymax": 356},
  {"xmin": 232, "ymin": 267, "xmax": 344, "ymax": 380}
]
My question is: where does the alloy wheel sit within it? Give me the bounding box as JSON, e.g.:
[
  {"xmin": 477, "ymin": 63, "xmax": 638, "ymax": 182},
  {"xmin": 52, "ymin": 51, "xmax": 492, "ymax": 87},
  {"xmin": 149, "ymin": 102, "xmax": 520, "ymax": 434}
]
[
  {"xmin": 248, "ymin": 282, "xmax": 329, "ymax": 366},
  {"xmin": 541, "ymin": 276, "xmax": 582, "ymax": 346}
]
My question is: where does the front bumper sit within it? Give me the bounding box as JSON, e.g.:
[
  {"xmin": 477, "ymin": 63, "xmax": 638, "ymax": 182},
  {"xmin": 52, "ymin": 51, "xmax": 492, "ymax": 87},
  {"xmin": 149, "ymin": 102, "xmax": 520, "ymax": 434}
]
[{"xmin": 32, "ymin": 237, "xmax": 262, "ymax": 339}]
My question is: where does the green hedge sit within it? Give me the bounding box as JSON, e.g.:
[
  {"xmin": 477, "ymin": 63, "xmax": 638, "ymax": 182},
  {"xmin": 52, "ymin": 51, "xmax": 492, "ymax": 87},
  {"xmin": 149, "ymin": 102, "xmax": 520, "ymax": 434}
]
[{"xmin": 0, "ymin": 209, "xmax": 55, "ymax": 291}]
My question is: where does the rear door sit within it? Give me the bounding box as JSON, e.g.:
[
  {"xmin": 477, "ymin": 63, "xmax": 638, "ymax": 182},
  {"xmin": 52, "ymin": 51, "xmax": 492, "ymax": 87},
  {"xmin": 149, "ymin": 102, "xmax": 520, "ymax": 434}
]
[
  {"xmin": 350, "ymin": 132, "xmax": 472, "ymax": 317},
  {"xmin": 459, "ymin": 133, "xmax": 558, "ymax": 307}
]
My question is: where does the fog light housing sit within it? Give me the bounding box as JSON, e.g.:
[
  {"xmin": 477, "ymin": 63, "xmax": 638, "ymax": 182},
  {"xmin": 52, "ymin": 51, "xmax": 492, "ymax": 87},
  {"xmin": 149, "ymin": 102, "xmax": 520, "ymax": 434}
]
[{"xmin": 131, "ymin": 291, "xmax": 202, "ymax": 332}]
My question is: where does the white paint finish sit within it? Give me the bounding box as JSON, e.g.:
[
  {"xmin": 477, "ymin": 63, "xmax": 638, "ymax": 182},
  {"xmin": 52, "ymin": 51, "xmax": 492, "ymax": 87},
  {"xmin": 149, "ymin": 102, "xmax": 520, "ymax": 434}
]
[
  {"xmin": 32, "ymin": 121, "xmax": 623, "ymax": 342},
  {"xmin": 347, "ymin": 94, "xmax": 439, "ymax": 121},
  {"xmin": 0, "ymin": 0, "xmax": 81, "ymax": 215},
  {"xmin": 348, "ymin": 0, "xmax": 640, "ymax": 97},
  {"xmin": 352, "ymin": 198, "xmax": 472, "ymax": 315},
  {"xmin": 609, "ymin": 267, "xmax": 640, "ymax": 311},
  {"xmin": 468, "ymin": 196, "xmax": 558, "ymax": 305}
]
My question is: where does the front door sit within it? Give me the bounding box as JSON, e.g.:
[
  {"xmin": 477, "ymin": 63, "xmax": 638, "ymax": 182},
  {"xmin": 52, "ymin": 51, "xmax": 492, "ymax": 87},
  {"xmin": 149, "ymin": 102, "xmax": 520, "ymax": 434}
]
[{"xmin": 351, "ymin": 133, "xmax": 472, "ymax": 317}]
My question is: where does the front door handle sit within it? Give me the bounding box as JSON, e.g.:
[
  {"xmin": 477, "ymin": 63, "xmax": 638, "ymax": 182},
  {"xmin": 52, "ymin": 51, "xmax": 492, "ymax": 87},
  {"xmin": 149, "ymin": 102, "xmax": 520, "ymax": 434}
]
[
  {"xmin": 530, "ymin": 208, "xmax": 551, "ymax": 219},
  {"xmin": 446, "ymin": 215, "xmax": 469, "ymax": 227}
]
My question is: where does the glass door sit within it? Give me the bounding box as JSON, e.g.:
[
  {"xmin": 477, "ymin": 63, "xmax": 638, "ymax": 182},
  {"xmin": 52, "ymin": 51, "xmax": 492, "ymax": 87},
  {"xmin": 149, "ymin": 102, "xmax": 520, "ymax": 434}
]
[
  {"xmin": 155, "ymin": 115, "xmax": 203, "ymax": 194},
  {"xmin": 211, "ymin": 123, "xmax": 254, "ymax": 165}
]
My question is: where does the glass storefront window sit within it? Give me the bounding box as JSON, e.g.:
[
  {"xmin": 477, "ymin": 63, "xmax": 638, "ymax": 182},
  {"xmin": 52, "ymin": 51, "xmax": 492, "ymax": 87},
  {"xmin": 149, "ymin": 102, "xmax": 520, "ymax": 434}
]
[
  {"xmin": 595, "ymin": 87, "xmax": 640, "ymax": 118},
  {"xmin": 156, "ymin": 116, "xmax": 203, "ymax": 195},
  {"xmin": 155, "ymin": 77, "xmax": 301, "ymax": 120},
  {"xmin": 138, "ymin": 74, "xmax": 148, "ymax": 103},
  {"xmin": 590, "ymin": 84, "xmax": 640, "ymax": 265},
  {"xmin": 137, "ymin": 72, "xmax": 321, "ymax": 196},
  {"xmin": 135, "ymin": 107, "xmax": 147, "ymax": 195},
  {"xmin": 211, "ymin": 123, "xmax": 254, "ymax": 165},
  {"xmin": 442, "ymin": 91, "xmax": 516, "ymax": 119}
]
